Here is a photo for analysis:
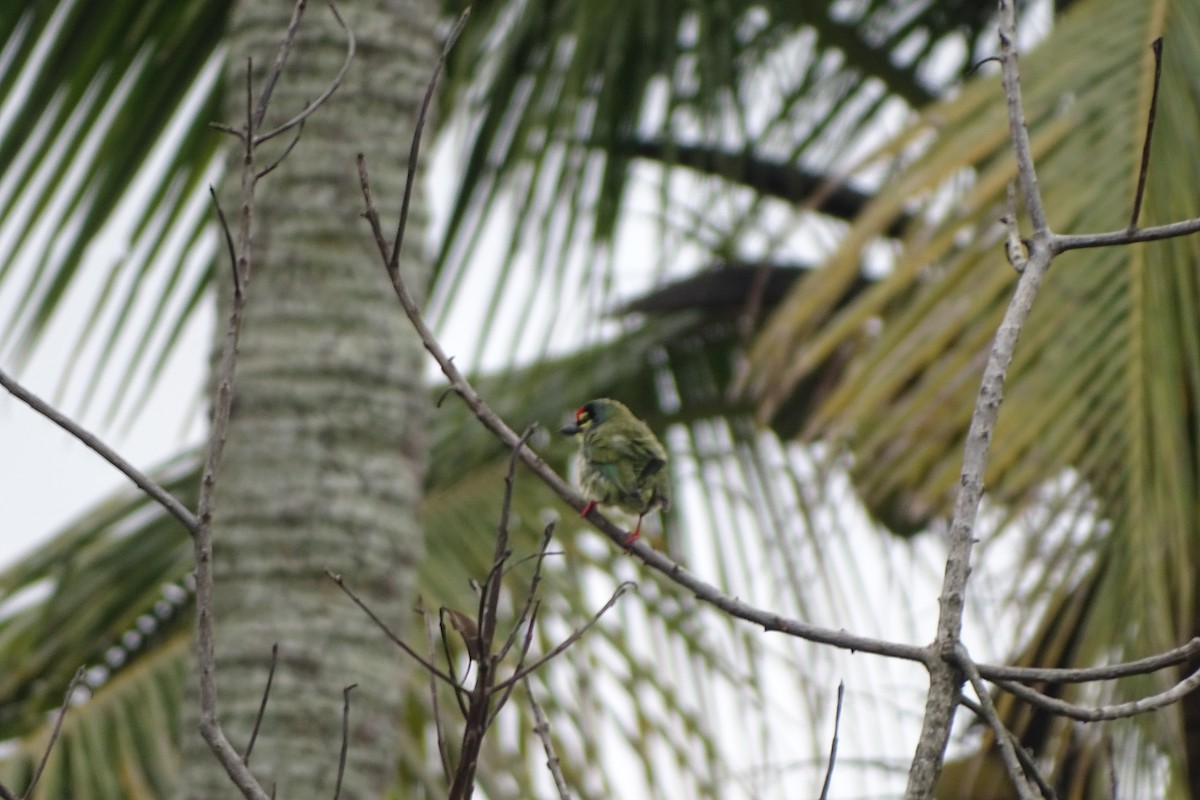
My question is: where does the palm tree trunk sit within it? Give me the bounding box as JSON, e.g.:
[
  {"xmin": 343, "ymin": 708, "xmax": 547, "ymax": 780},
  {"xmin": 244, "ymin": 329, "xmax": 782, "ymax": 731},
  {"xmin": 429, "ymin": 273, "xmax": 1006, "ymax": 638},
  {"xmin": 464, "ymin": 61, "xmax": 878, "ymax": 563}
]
[{"xmin": 180, "ymin": 1, "xmax": 438, "ymax": 797}]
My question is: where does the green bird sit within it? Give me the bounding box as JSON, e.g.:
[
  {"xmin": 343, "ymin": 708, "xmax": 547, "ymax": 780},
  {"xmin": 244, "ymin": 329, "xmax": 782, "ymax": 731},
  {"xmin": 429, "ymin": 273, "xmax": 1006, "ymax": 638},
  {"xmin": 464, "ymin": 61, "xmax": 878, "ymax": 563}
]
[{"xmin": 560, "ymin": 398, "xmax": 671, "ymax": 545}]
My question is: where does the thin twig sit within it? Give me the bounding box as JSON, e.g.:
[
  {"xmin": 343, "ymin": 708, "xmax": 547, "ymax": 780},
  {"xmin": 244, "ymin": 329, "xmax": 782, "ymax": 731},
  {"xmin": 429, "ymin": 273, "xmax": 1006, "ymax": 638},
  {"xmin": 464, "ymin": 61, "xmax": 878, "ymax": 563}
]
[
  {"xmin": 388, "ymin": 8, "xmax": 470, "ymax": 271},
  {"xmin": 0, "ymin": 368, "xmax": 197, "ymax": 533},
  {"xmin": 256, "ymin": 119, "xmax": 306, "ymax": 180},
  {"xmin": 1129, "ymin": 38, "xmax": 1163, "ymax": 230},
  {"xmin": 525, "ymin": 678, "xmax": 571, "ymax": 800},
  {"xmin": 210, "ymin": 186, "xmax": 242, "ymax": 300},
  {"xmin": 954, "ymin": 645, "xmax": 1037, "ymax": 800},
  {"xmin": 498, "ymin": 524, "xmax": 555, "ymax": 662},
  {"xmin": 487, "ymin": 603, "xmax": 539, "ymax": 728},
  {"xmin": 957, "ymin": 695, "xmax": 1057, "ymax": 800},
  {"xmin": 816, "ymin": 681, "xmax": 844, "ymax": 800},
  {"xmin": 20, "ymin": 666, "xmax": 84, "ymax": 800},
  {"xmin": 493, "ymin": 582, "xmax": 634, "ymax": 693},
  {"xmin": 438, "ymin": 607, "xmax": 471, "ymax": 716},
  {"xmin": 331, "ymin": 684, "xmax": 357, "ymax": 800},
  {"xmin": 256, "ymin": 2, "xmax": 354, "ymax": 145},
  {"xmin": 422, "ymin": 607, "xmax": 454, "ymax": 784},
  {"xmin": 253, "ymin": 0, "xmax": 308, "ymax": 131},
  {"xmin": 327, "ymin": 571, "xmax": 466, "ymax": 693},
  {"xmin": 243, "ymin": 644, "xmax": 279, "ymax": 766}
]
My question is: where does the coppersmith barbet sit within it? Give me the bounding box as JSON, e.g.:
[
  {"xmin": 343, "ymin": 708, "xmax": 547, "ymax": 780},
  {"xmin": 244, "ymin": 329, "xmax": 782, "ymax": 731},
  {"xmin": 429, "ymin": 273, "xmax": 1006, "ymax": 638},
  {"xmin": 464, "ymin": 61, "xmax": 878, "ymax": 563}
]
[{"xmin": 560, "ymin": 398, "xmax": 670, "ymax": 545}]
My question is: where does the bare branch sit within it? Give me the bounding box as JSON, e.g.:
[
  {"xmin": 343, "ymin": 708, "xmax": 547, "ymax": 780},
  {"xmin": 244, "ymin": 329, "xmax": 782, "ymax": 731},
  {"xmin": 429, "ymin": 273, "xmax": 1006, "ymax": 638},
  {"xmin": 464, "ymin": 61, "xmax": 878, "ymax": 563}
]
[
  {"xmin": 193, "ymin": 64, "xmax": 270, "ymax": 799},
  {"xmin": 191, "ymin": 6, "xmax": 349, "ymax": 789},
  {"xmin": 997, "ymin": 1, "xmax": 1048, "ymax": 237},
  {"xmin": 243, "ymin": 644, "xmax": 279, "ymax": 766},
  {"xmin": 996, "ymin": 667, "xmax": 1200, "ymax": 722},
  {"xmin": 526, "ymin": 678, "xmax": 571, "ymax": 800},
  {"xmin": 0, "ymin": 368, "xmax": 197, "ymax": 533},
  {"xmin": 20, "ymin": 666, "xmax": 84, "ymax": 800},
  {"xmin": 904, "ymin": 3, "xmax": 1058, "ymax": 794},
  {"xmin": 1053, "ymin": 217, "xmax": 1200, "ymax": 252},
  {"xmin": 209, "ymin": 121, "xmax": 244, "ymax": 139},
  {"xmin": 978, "ymin": 637, "xmax": 1200, "ymax": 683}
]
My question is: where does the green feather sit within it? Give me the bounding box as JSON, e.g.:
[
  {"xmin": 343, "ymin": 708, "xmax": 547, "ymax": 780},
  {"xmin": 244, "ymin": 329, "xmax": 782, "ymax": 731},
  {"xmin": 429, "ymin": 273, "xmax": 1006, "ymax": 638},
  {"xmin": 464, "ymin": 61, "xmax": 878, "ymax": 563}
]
[{"xmin": 562, "ymin": 398, "xmax": 670, "ymax": 516}]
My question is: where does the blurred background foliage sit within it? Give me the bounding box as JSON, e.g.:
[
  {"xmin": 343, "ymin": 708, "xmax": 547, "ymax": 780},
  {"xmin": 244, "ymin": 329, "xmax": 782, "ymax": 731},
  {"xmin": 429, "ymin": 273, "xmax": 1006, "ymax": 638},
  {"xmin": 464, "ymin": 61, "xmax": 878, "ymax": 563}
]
[{"xmin": 3, "ymin": 0, "xmax": 1200, "ymax": 797}]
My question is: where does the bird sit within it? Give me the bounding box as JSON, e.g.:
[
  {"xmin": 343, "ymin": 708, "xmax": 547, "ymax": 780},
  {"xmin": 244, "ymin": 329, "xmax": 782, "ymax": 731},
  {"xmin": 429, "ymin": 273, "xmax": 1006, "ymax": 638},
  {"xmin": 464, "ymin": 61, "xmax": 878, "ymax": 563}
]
[{"xmin": 560, "ymin": 398, "xmax": 670, "ymax": 545}]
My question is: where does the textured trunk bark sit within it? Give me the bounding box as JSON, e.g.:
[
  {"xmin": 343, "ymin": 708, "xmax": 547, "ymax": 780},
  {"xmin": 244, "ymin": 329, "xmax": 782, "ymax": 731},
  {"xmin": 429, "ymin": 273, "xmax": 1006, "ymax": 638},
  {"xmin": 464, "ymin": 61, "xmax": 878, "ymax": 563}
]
[{"xmin": 180, "ymin": 1, "xmax": 438, "ymax": 797}]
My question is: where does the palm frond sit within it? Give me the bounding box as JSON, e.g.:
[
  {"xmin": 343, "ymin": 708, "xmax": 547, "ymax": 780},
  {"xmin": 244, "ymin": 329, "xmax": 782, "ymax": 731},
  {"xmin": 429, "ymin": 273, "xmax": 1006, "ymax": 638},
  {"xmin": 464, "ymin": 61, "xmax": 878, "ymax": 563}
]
[
  {"xmin": 0, "ymin": 0, "xmax": 228, "ymax": 421},
  {"xmin": 432, "ymin": 0, "xmax": 999, "ymax": 371}
]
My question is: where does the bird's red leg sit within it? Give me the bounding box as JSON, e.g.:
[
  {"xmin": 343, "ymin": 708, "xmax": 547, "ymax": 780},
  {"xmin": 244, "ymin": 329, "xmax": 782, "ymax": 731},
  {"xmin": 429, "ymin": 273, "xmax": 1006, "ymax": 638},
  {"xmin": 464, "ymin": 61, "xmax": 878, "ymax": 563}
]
[
  {"xmin": 579, "ymin": 500, "xmax": 597, "ymax": 518},
  {"xmin": 623, "ymin": 515, "xmax": 644, "ymax": 546}
]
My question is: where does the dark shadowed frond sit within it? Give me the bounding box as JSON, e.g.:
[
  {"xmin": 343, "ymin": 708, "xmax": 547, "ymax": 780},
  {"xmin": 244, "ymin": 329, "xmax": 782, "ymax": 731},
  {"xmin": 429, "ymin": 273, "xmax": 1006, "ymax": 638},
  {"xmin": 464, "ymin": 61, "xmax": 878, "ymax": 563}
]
[{"xmin": 431, "ymin": 0, "xmax": 1002, "ymax": 371}]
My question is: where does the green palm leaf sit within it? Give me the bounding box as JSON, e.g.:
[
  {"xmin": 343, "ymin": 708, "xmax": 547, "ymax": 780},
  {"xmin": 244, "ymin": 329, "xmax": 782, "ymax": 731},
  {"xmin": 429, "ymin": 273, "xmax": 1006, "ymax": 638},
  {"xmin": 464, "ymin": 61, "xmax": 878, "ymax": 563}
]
[{"xmin": 0, "ymin": 0, "xmax": 228, "ymax": 420}]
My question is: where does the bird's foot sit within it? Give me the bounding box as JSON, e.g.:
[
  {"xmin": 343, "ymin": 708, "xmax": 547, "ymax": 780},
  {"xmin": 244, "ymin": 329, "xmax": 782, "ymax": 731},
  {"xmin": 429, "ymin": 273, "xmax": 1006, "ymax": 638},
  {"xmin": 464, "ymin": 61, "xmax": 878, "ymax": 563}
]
[
  {"xmin": 579, "ymin": 500, "xmax": 597, "ymax": 518},
  {"xmin": 623, "ymin": 516, "xmax": 644, "ymax": 547}
]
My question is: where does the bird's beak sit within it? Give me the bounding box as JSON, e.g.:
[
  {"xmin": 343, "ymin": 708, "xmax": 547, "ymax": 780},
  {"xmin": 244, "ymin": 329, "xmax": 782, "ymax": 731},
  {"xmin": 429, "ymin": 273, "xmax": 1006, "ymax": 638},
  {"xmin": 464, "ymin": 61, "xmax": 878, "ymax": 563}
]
[{"xmin": 560, "ymin": 423, "xmax": 581, "ymax": 436}]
